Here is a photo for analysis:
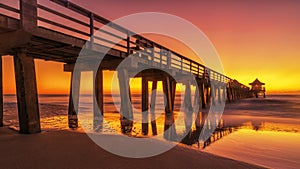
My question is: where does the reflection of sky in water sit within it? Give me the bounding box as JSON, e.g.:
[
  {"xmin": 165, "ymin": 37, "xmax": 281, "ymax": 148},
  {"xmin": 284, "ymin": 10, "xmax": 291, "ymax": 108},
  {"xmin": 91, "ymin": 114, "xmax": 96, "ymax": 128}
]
[{"xmin": 204, "ymin": 129, "xmax": 300, "ymax": 169}]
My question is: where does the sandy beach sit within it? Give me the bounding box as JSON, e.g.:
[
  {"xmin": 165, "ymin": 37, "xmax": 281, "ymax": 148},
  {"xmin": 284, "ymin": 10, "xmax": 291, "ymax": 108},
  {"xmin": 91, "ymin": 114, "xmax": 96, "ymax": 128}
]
[{"xmin": 0, "ymin": 126, "xmax": 263, "ymax": 169}]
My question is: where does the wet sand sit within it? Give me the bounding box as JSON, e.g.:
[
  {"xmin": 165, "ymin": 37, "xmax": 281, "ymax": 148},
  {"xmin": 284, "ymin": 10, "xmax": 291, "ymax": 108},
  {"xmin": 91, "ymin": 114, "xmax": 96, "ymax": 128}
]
[{"xmin": 0, "ymin": 127, "xmax": 264, "ymax": 169}]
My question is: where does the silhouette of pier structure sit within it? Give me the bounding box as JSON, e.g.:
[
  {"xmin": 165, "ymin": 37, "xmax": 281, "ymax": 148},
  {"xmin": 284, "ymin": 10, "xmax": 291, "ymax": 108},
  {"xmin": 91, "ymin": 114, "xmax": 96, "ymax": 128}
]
[{"xmin": 0, "ymin": 0, "xmax": 251, "ymax": 136}]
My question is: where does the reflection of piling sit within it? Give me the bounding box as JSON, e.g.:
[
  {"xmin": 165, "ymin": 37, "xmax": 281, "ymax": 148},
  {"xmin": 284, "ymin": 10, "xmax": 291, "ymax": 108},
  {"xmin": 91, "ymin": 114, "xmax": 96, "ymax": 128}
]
[{"xmin": 202, "ymin": 127, "xmax": 235, "ymax": 149}]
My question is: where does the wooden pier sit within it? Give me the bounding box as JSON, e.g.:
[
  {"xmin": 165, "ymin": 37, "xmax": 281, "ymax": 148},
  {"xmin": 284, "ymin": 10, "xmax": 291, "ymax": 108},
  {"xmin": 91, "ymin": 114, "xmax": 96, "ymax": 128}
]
[{"xmin": 0, "ymin": 0, "xmax": 251, "ymax": 135}]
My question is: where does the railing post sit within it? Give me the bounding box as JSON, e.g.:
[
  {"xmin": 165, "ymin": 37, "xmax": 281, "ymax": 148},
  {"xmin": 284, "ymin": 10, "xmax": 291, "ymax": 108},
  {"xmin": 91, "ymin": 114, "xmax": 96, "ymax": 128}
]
[
  {"xmin": 127, "ymin": 32, "xmax": 130, "ymax": 56},
  {"xmin": 89, "ymin": 13, "xmax": 94, "ymax": 46},
  {"xmin": 159, "ymin": 48, "xmax": 163, "ymax": 67},
  {"xmin": 180, "ymin": 57, "xmax": 183, "ymax": 72},
  {"xmin": 167, "ymin": 51, "xmax": 171, "ymax": 69},
  {"xmin": 151, "ymin": 42, "xmax": 155, "ymax": 62},
  {"xmin": 20, "ymin": 0, "xmax": 37, "ymax": 32}
]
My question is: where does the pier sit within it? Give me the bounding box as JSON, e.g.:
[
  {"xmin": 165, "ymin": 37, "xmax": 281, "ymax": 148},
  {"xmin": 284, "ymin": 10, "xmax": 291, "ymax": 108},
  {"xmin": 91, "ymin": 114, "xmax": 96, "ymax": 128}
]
[{"xmin": 0, "ymin": 0, "xmax": 251, "ymax": 135}]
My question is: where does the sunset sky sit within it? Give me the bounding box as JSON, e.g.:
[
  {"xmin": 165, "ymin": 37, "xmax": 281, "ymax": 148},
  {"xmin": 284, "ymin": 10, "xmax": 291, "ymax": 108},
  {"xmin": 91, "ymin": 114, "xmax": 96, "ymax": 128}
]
[{"xmin": 2, "ymin": 0, "xmax": 300, "ymax": 94}]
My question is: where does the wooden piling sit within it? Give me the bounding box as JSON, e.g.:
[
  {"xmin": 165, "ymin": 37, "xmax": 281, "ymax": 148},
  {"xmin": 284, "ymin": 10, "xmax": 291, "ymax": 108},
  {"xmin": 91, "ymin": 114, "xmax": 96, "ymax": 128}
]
[
  {"xmin": 150, "ymin": 81, "xmax": 158, "ymax": 135},
  {"xmin": 199, "ymin": 81, "xmax": 206, "ymax": 109},
  {"xmin": 141, "ymin": 76, "xmax": 149, "ymax": 135},
  {"xmin": 94, "ymin": 68, "xmax": 103, "ymax": 131},
  {"xmin": 194, "ymin": 83, "xmax": 201, "ymax": 128},
  {"xmin": 183, "ymin": 82, "xmax": 193, "ymax": 133},
  {"xmin": 14, "ymin": 50, "xmax": 40, "ymax": 133},
  {"xmin": 211, "ymin": 84, "xmax": 216, "ymax": 106},
  {"xmin": 163, "ymin": 75, "xmax": 176, "ymax": 140},
  {"xmin": 0, "ymin": 56, "xmax": 3, "ymax": 127},
  {"xmin": 205, "ymin": 85, "xmax": 211, "ymax": 106},
  {"xmin": 118, "ymin": 69, "xmax": 133, "ymax": 133},
  {"xmin": 217, "ymin": 85, "xmax": 221, "ymax": 104},
  {"xmin": 68, "ymin": 70, "xmax": 81, "ymax": 129},
  {"xmin": 226, "ymin": 84, "xmax": 231, "ymax": 103},
  {"xmin": 222, "ymin": 84, "xmax": 226, "ymax": 103}
]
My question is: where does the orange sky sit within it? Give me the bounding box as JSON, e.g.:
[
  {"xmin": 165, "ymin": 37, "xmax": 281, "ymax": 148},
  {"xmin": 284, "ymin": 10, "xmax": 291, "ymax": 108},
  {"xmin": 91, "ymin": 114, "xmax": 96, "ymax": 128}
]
[{"xmin": 2, "ymin": 0, "xmax": 300, "ymax": 94}]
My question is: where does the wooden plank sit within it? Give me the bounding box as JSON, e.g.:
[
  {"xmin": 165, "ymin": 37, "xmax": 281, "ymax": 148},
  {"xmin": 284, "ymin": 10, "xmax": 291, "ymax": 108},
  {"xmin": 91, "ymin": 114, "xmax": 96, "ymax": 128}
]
[
  {"xmin": 0, "ymin": 3, "xmax": 20, "ymax": 13},
  {"xmin": 14, "ymin": 51, "xmax": 40, "ymax": 133}
]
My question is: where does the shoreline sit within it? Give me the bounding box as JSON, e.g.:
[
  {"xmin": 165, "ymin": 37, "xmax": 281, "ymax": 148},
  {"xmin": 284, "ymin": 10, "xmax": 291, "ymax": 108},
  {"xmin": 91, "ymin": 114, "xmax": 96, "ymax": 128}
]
[{"xmin": 0, "ymin": 126, "xmax": 264, "ymax": 169}]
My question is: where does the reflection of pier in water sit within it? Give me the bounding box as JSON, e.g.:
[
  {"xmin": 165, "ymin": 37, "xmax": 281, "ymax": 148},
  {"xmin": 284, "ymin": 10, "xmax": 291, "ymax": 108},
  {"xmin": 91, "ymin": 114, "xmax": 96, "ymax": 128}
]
[{"xmin": 0, "ymin": 0, "xmax": 253, "ymax": 144}]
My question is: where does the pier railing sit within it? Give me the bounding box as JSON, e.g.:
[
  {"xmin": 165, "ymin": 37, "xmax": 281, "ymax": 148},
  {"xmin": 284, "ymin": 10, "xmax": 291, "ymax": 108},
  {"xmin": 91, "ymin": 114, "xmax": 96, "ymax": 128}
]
[
  {"xmin": 0, "ymin": 0, "xmax": 249, "ymax": 87},
  {"xmin": 0, "ymin": 0, "xmax": 251, "ymax": 101}
]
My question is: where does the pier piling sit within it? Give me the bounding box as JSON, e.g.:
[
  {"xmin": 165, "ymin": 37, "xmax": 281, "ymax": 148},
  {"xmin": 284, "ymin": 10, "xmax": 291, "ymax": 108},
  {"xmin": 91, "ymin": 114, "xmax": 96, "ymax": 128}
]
[
  {"xmin": 118, "ymin": 69, "xmax": 133, "ymax": 133},
  {"xmin": 141, "ymin": 76, "xmax": 149, "ymax": 135},
  {"xmin": 0, "ymin": 56, "xmax": 3, "ymax": 127},
  {"xmin": 150, "ymin": 81, "xmax": 158, "ymax": 135},
  {"xmin": 163, "ymin": 76, "xmax": 177, "ymax": 140},
  {"xmin": 68, "ymin": 70, "xmax": 81, "ymax": 129},
  {"xmin": 94, "ymin": 68, "xmax": 103, "ymax": 131},
  {"xmin": 14, "ymin": 50, "xmax": 40, "ymax": 134}
]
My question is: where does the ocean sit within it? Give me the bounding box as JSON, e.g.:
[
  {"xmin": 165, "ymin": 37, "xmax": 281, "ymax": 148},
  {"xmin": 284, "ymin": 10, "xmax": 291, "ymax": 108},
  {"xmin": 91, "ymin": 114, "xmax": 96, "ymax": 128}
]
[{"xmin": 2, "ymin": 93, "xmax": 300, "ymax": 168}]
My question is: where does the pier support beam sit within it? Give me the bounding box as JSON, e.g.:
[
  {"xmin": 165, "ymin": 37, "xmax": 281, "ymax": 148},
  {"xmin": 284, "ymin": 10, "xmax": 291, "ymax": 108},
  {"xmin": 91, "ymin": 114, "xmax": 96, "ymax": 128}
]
[
  {"xmin": 0, "ymin": 56, "xmax": 3, "ymax": 127},
  {"xmin": 68, "ymin": 70, "xmax": 81, "ymax": 129},
  {"xmin": 199, "ymin": 81, "xmax": 206, "ymax": 109},
  {"xmin": 118, "ymin": 69, "xmax": 133, "ymax": 133},
  {"xmin": 222, "ymin": 84, "xmax": 226, "ymax": 103},
  {"xmin": 94, "ymin": 69, "xmax": 103, "ymax": 131},
  {"xmin": 205, "ymin": 85, "xmax": 211, "ymax": 107},
  {"xmin": 183, "ymin": 82, "xmax": 193, "ymax": 133},
  {"xmin": 150, "ymin": 81, "xmax": 158, "ymax": 135},
  {"xmin": 211, "ymin": 84, "xmax": 216, "ymax": 106},
  {"xmin": 163, "ymin": 76, "xmax": 176, "ymax": 140},
  {"xmin": 141, "ymin": 76, "xmax": 149, "ymax": 135},
  {"xmin": 217, "ymin": 85, "xmax": 221, "ymax": 104},
  {"xmin": 14, "ymin": 50, "xmax": 40, "ymax": 133}
]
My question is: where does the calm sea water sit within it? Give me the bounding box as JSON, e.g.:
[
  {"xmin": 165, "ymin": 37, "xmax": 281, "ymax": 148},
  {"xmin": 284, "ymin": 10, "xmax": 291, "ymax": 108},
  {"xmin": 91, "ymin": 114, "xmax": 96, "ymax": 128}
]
[{"xmin": 3, "ymin": 94, "xmax": 300, "ymax": 168}]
